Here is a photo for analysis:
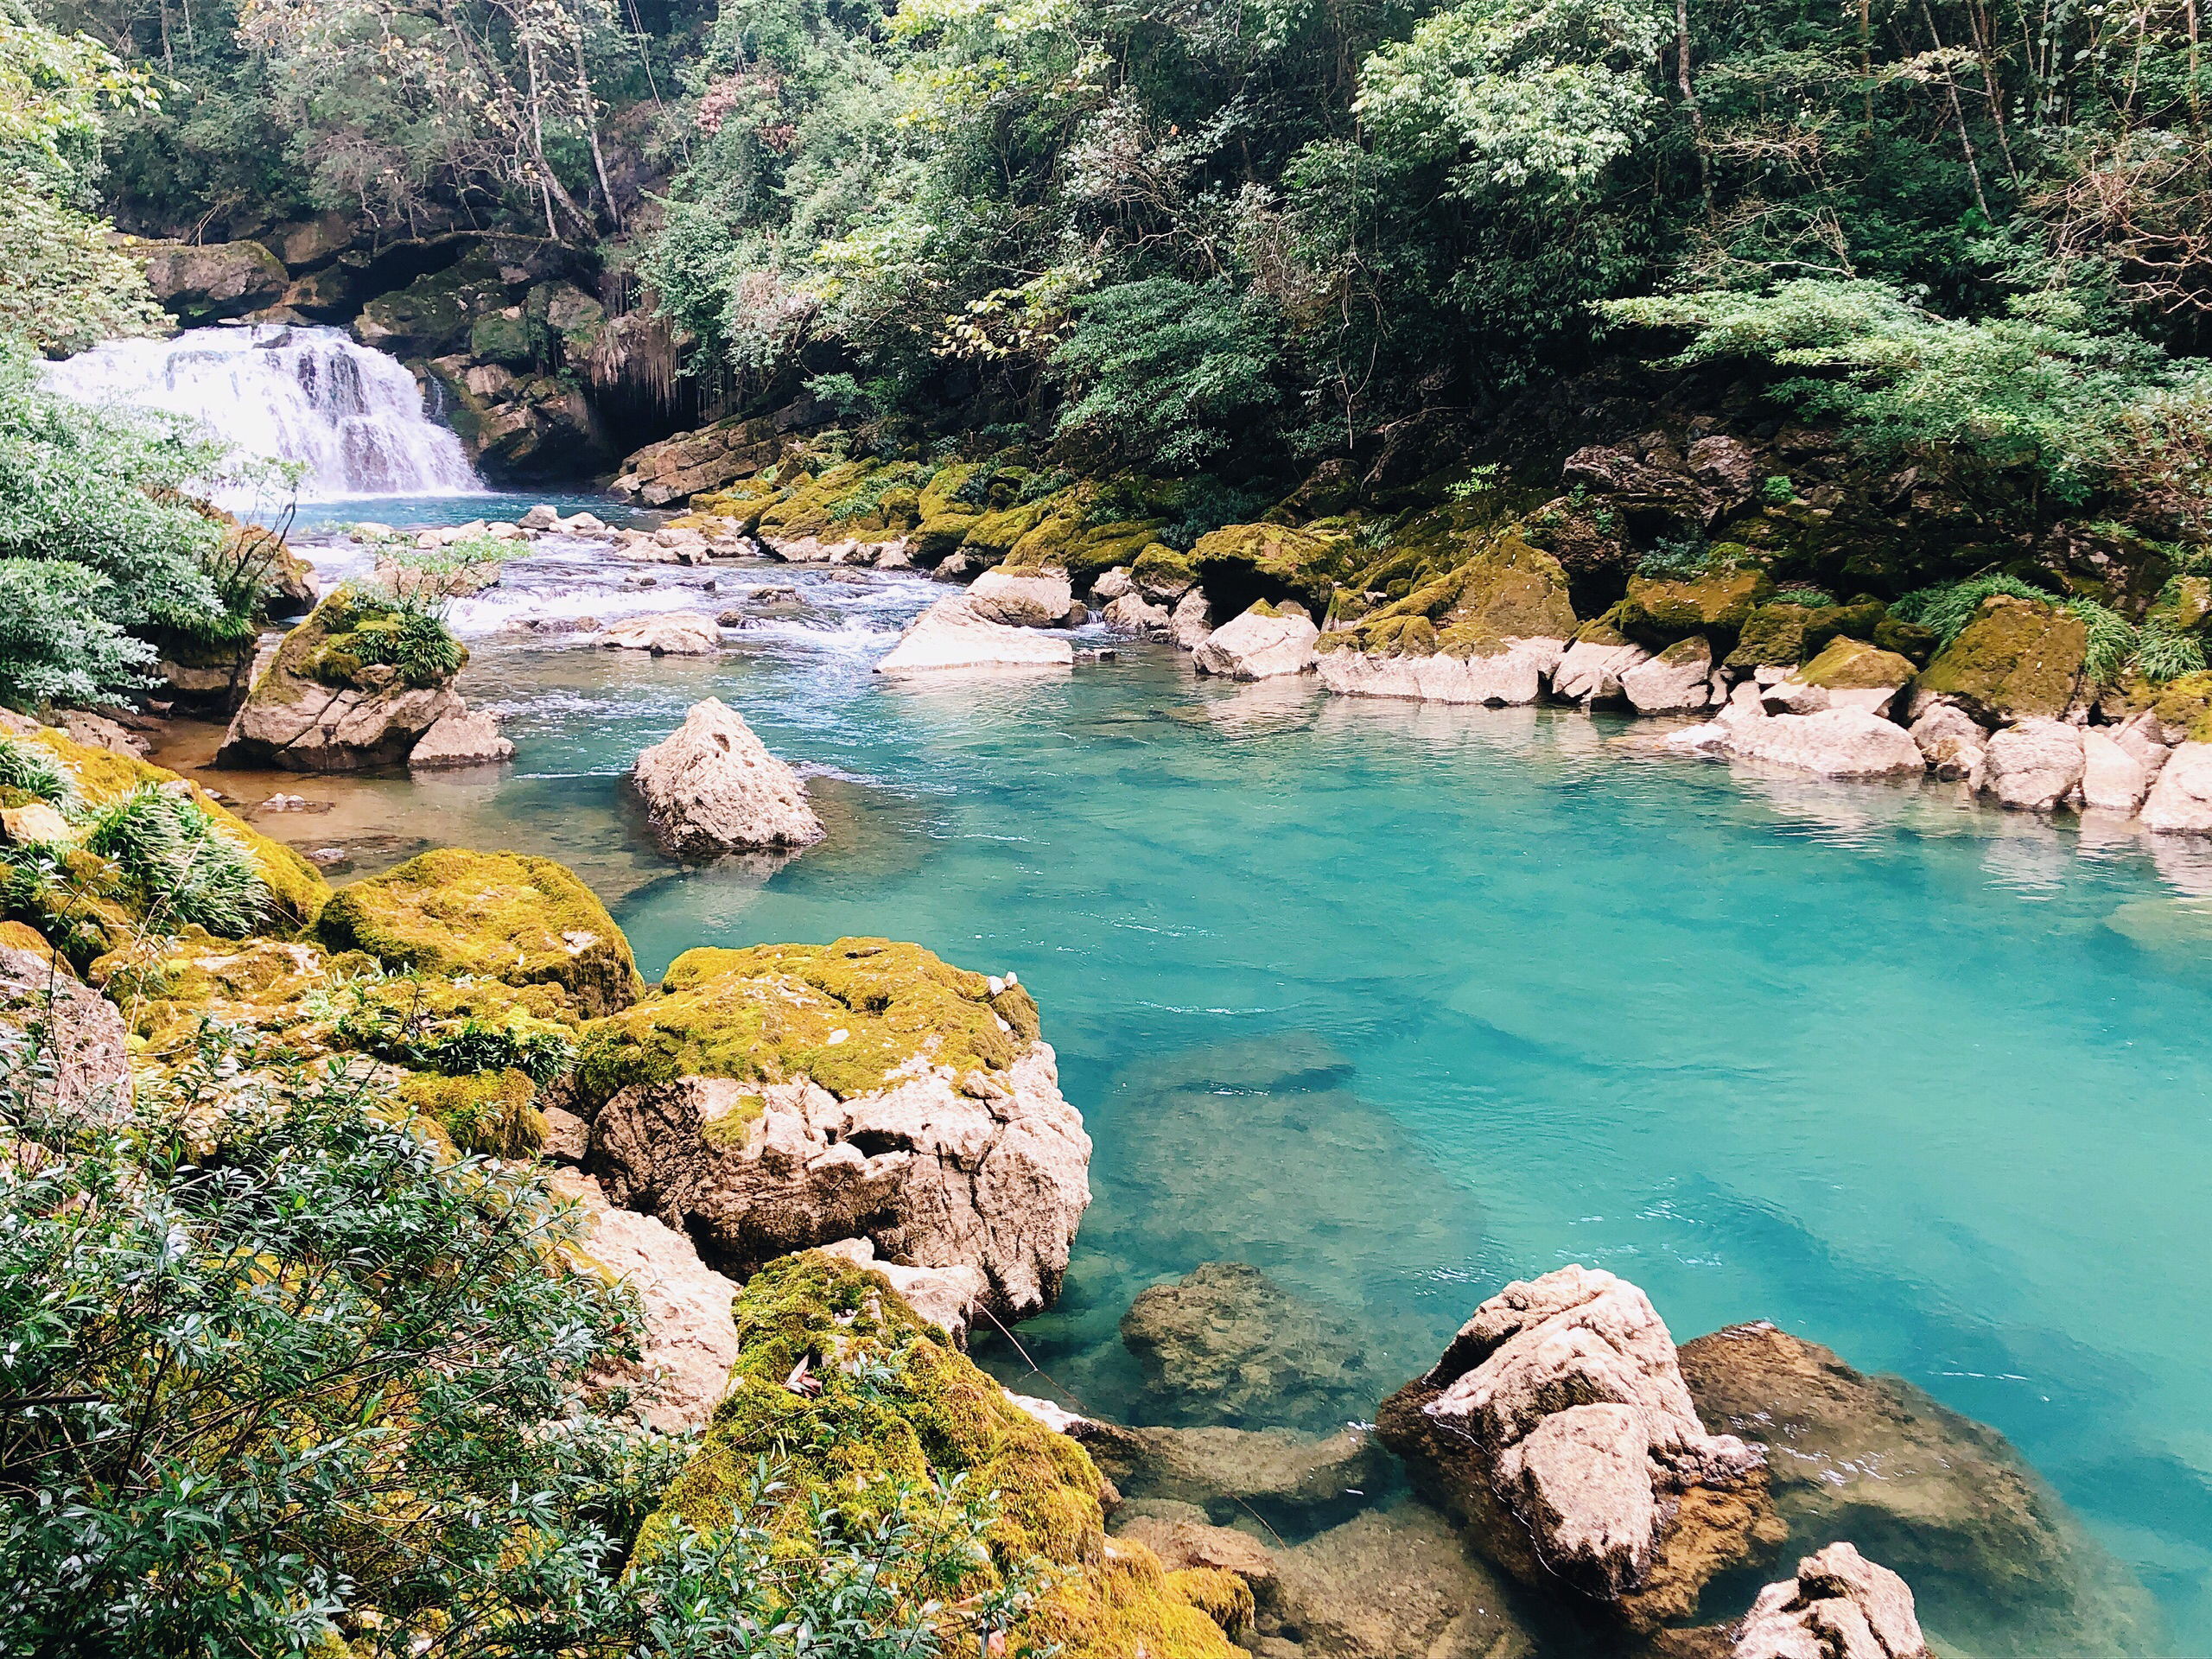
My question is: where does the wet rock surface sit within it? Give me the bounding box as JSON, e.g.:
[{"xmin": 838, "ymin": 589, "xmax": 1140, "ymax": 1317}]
[
  {"xmin": 1120, "ymin": 1261, "xmax": 1378, "ymax": 1428},
  {"xmin": 629, "ymin": 697, "xmax": 824, "ymax": 855},
  {"xmin": 1732, "ymin": 1543, "xmax": 1929, "ymax": 1659}
]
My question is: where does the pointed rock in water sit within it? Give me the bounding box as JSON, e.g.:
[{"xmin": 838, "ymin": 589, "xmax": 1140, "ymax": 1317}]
[
  {"xmin": 1193, "ymin": 603, "xmax": 1320, "ymax": 681},
  {"xmin": 630, "ymin": 698, "xmax": 823, "ymax": 856},
  {"xmin": 408, "ymin": 709, "xmax": 513, "ymax": 769},
  {"xmin": 875, "ymin": 594, "xmax": 1076, "ymax": 673},
  {"xmin": 1376, "ymin": 1265, "xmax": 1782, "ymax": 1631},
  {"xmin": 1733, "ymin": 1543, "xmax": 1929, "ymax": 1659}
]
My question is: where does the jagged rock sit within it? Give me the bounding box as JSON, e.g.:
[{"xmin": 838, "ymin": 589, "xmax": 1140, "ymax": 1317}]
[
  {"xmin": 1981, "ymin": 719, "xmax": 2084, "ymax": 810},
  {"xmin": 600, "ymin": 613, "xmax": 721, "ymax": 656},
  {"xmin": 1317, "ymin": 636, "xmax": 1561, "ymax": 705},
  {"xmin": 518, "ymin": 503, "xmax": 561, "ymax": 531},
  {"xmin": 1679, "ymin": 1320, "xmax": 2152, "ymax": 1650},
  {"xmin": 1553, "ymin": 632, "xmax": 1649, "ymax": 703},
  {"xmin": 58, "ymin": 711, "xmax": 151, "ymax": 758},
  {"xmin": 0, "ymin": 941, "xmax": 131, "ymax": 1121},
  {"xmin": 967, "ymin": 567, "xmax": 1078, "ymax": 627},
  {"xmin": 815, "ymin": 1236, "xmax": 988, "ymax": 1343},
  {"xmin": 1622, "ymin": 636, "xmax": 1715, "ymax": 713},
  {"xmin": 1764, "ymin": 638, "xmax": 1916, "ymax": 717},
  {"xmin": 580, "ymin": 940, "xmax": 1089, "ymax": 1317},
  {"xmin": 408, "ymin": 709, "xmax": 513, "ymax": 769},
  {"xmin": 1916, "ymin": 598, "xmax": 2087, "ymax": 723},
  {"xmin": 554, "ymin": 1168, "xmax": 739, "ymax": 1433},
  {"xmin": 1119, "ymin": 1262, "xmax": 1377, "ymax": 1427},
  {"xmin": 1732, "ymin": 1544, "xmax": 1929, "ymax": 1659},
  {"xmin": 1908, "ymin": 703, "xmax": 1986, "ymax": 780},
  {"xmin": 2140, "ymin": 741, "xmax": 2212, "ymax": 832},
  {"xmin": 217, "ymin": 595, "xmax": 466, "ymax": 772},
  {"xmin": 1172, "ymin": 588, "xmax": 1215, "ymax": 650},
  {"xmin": 2080, "ymin": 728, "xmax": 2149, "ymax": 813},
  {"xmin": 1194, "ymin": 605, "xmax": 1320, "ymax": 681},
  {"xmin": 629, "ymin": 698, "xmax": 824, "ymax": 856},
  {"xmin": 1093, "ymin": 566, "xmax": 1135, "ymax": 602},
  {"xmin": 134, "ymin": 237, "xmax": 289, "ymax": 323},
  {"xmin": 1728, "ymin": 709, "xmax": 1924, "ymax": 778},
  {"xmin": 875, "ymin": 594, "xmax": 1076, "ymax": 674},
  {"xmin": 1377, "ymin": 1266, "xmax": 1779, "ymax": 1630},
  {"xmin": 1103, "ymin": 593, "xmax": 1173, "ymax": 637}
]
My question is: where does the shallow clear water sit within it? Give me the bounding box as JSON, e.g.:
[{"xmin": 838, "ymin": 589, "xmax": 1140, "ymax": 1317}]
[{"xmin": 176, "ymin": 542, "xmax": 2212, "ymax": 1653}]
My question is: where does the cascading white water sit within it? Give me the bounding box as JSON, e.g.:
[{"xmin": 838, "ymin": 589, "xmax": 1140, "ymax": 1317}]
[{"xmin": 41, "ymin": 324, "xmax": 483, "ymax": 503}]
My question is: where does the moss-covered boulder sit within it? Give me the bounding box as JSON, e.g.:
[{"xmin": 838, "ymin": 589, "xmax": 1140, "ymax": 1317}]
[
  {"xmin": 92, "ymin": 928, "xmax": 346, "ymax": 1067},
  {"xmin": 1916, "ymin": 597, "xmax": 2088, "ymax": 722},
  {"xmin": 1324, "ymin": 531, "xmax": 1575, "ymax": 661},
  {"xmin": 1618, "ymin": 567, "xmax": 1771, "ymax": 649},
  {"xmin": 1727, "ymin": 601, "xmax": 1818, "ymax": 668},
  {"xmin": 1188, "ymin": 522, "xmax": 1351, "ymax": 615},
  {"xmin": 1132, "ymin": 543, "xmax": 1198, "ymax": 601},
  {"xmin": 1797, "ymin": 636, "xmax": 1916, "ymax": 691},
  {"xmin": 639, "ymin": 1254, "xmax": 1246, "ymax": 1659},
  {"xmin": 573, "ymin": 936, "xmax": 1038, "ymax": 1113},
  {"xmin": 396, "ymin": 1067, "xmax": 546, "ymax": 1157},
  {"xmin": 315, "ymin": 849, "xmax": 640, "ymax": 1017}
]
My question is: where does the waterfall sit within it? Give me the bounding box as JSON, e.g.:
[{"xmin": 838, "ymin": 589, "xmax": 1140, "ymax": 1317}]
[{"xmin": 41, "ymin": 324, "xmax": 484, "ymax": 503}]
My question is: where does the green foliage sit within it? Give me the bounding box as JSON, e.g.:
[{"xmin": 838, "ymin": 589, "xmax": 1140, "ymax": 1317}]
[
  {"xmin": 1770, "ymin": 586, "xmax": 1834, "ymax": 608},
  {"xmin": 321, "ymin": 583, "xmax": 467, "ymax": 687},
  {"xmin": 2062, "ymin": 596, "xmax": 2137, "ymax": 686},
  {"xmin": 0, "ymin": 558, "xmax": 157, "ymax": 709},
  {"xmin": 1052, "ymin": 280, "xmax": 1281, "ymax": 471},
  {"xmin": 0, "ymin": 736, "xmax": 72, "ymax": 806},
  {"xmin": 79, "ymin": 783, "xmax": 272, "ymax": 937},
  {"xmin": 1759, "ymin": 475, "xmax": 1794, "ymax": 504},
  {"xmin": 2133, "ymin": 617, "xmax": 2207, "ymax": 685},
  {"xmin": 1892, "ymin": 574, "xmax": 2056, "ymax": 645},
  {"xmin": 1637, "ymin": 534, "xmax": 1713, "ymax": 581}
]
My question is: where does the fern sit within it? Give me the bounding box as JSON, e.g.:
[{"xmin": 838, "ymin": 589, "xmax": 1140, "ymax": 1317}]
[
  {"xmin": 81, "ymin": 785, "xmax": 271, "ymax": 937},
  {"xmin": 2133, "ymin": 618, "xmax": 2208, "ymax": 683},
  {"xmin": 1891, "ymin": 574, "xmax": 2055, "ymax": 645},
  {"xmin": 2062, "ymin": 598, "xmax": 2138, "ymax": 684}
]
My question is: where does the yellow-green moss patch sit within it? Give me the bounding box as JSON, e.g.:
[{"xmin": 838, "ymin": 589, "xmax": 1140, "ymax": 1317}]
[
  {"xmin": 1797, "ymin": 636, "xmax": 1916, "ymax": 690},
  {"xmin": 1916, "ymin": 597, "xmax": 2088, "ymax": 722},
  {"xmin": 395, "ymin": 1067, "xmax": 546, "ymax": 1157},
  {"xmin": 315, "ymin": 849, "xmax": 640, "ymax": 1017}
]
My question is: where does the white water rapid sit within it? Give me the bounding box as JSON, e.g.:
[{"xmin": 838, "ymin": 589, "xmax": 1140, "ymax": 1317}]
[{"xmin": 41, "ymin": 324, "xmax": 482, "ymax": 503}]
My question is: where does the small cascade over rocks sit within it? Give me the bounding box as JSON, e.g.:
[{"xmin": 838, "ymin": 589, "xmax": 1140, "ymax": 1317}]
[{"xmin": 41, "ymin": 324, "xmax": 481, "ymax": 502}]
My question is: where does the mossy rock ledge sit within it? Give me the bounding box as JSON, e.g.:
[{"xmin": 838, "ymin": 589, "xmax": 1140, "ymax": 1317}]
[
  {"xmin": 315, "ymin": 848, "xmax": 642, "ymax": 1017},
  {"xmin": 638, "ymin": 1252, "xmax": 1249, "ymax": 1659},
  {"xmin": 577, "ymin": 937, "xmax": 1091, "ymax": 1317},
  {"xmin": 1916, "ymin": 596, "xmax": 2088, "ymax": 723}
]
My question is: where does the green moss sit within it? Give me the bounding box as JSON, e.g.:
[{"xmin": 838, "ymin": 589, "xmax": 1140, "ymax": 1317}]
[
  {"xmin": 315, "ymin": 849, "xmax": 640, "ymax": 1017},
  {"xmin": 1727, "ymin": 601, "xmax": 1813, "ymax": 668},
  {"xmin": 2148, "ymin": 671, "xmax": 2212, "ymax": 741},
  {"xmin": 1916, "ymin": 597, "xmax": 2088, "ymax": 721},
  {"xmin": 92, "ymin": 927, "xmax": 340, "ymax": 1065},
  {"xmin": 1618, "ymin": 568, "xmax": 1771, "ymax": 647},
  {"xmin": 699, "ymin": 1092, "xmax": 768, "ymax": 1150},
  {"xmin": 396, "ymin": 1067, "xmax": 546, "ymax": 1158},
  {"xmin": 572, "ymin": 936, "xmax": 1039, "ymax": 1114},
  {"xmin": 1188, "ymin": 521, "xmax": 1351, "ymax": 613},
  {"xmin": 639, "ymin": 1255, "xmax": 1241, "ymax": 1659},
  {"xmin": 1797, "ymin": 636, "xmax": 1916, "ymax": 690},
  {"xmin": 469, "ymin": 312, "xmax": 534, "ymax": 367},
  {"xmin": 1330, "ymin": 530, "xmax": 1574, "ymax": 660},
  {"xmin": 1873, "ymin": 615, "xmax": 1938, "ymax": 663},
  {"xmin": 1131, "ymin": 543, "xmax": 1198, "ymax": 594}
]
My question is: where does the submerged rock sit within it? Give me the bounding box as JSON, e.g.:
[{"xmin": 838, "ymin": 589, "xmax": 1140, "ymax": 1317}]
[
  {"xmin": 1119, "ymin": 1261, "xmax": 1377, "ymax": 1427},
  {"xmin": 1194, "ymin": 604, "xmax": 1320, "ymax": 681},
  {"xmin": 577, "ymin": 938, "xmax": 1089, "ymax": 1317},
  {"xmin": 1377, "ymin": 1266, "xmax": 1780, "ymax": 1631},
  {"xmin": 630, "ymin": 698, "xmax": 825, "ymax": 856},
  {"xmin": 1069, "ymin": 1418, "xmax": 1389, "ymax": 1523},
  {"xmin": 876, "ymin": 594, "xmax": 1077, "ymax": 674},
  {"xmin": 1732, "ymin": 1543, "xmax": 1929, "ymax": 1659},
  {"xmin": 1263, "ymin": 1503, "xmax": 1545, "ymax": 1659}
]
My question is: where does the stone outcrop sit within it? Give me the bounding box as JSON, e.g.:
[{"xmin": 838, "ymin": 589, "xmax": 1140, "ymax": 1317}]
[
  {"xmin": 1103, "ymin": 593, "xmax": 1173, "ymax": 637},
  {"xmin": 1733, "ymin": 1544, "xmax": 1929, "ymax": 1659},
  {"xmin": 876, "ymin": 594, "xmax": 1077, "ymax": 674},
  {"xmin": 1725, "ymin": 708, "xmax": 1925, "ymax": 778},
  {"xmin": 134, "ymin": 237, "xmax": 289, "ymax": 323},
  {"xmin": 1315, "ymin": 532, "xmax": 1575, "ymax": 704},
  {"xmin": 1171, "ymin": 588, "xmax": 1215, "ymax": 649},
  {"xmin": 1377, "ymin": 1266, "xmax": 1780, "ymax": 1630},
  {"xmin": 1193, "ymin": 604, "xmax": 1320, "ymax": 681},
  {"xmin": 1764, "ymin": 637, "xmax": 1916, "ymax": 716},
  {"xmin": 1915, "ymin": 598, "xmax": 2087, "ymax": 723},
  {"xmin": 1553, "ymin": 629, "xmax": 1649, "ymax": 704},
  {"xmin": 630, "ymin": 698, "xmax": 824, "ymax": 856},
  {"xmin": 815, "ymin": 1236, "xmax": 988, "ymax": 1343},
  {"xmin": 2141, "ymin": 741, "xmax": 2212, "ymax": 831},
  {"xmin": 966, "ymin": 567, "xmax": 1082, "ymax": 627},
  {"xmin": 1908, "ymin": 703, "xmax": 1986, "ymax": 780},
  {"xmin": 407, "ymin": 709, "xmax": 513, "ymax": 768},
  {"xmin": 599, "ymin": 613, "xmax": 721, "ymax": 656},
  {"xmin": 1118, "ymin": 1262, "xmax": 1378, "ymax": 1427},
  {"xmin": 611, "ymin": 401, "xmax": 835, "ymax": 505},
  {"xmin": 1982, "ymin": 718, "xmax": 2084, "ymax": 810},
  {"xmin": 577, "ymin": 938, "xmax": 1089, "ymax": 1317},
  {"xmin": 1623, "ymin": 636, "xmax": 1716, "ymax": 712},
  {"xmin": 554, "ymin": 1168, "xmax": 739, "ymax": 1433},
  {"xmin": 1318, "ymin": 635, "xmax": 1560, "ymax": 704},
  {"xmin": 0, "ymin": 939, "xmax": 132, "ymax": 1121},
  {"xmin": 216, "ymin": 593, "xmax": 470, "ymax": 772}
]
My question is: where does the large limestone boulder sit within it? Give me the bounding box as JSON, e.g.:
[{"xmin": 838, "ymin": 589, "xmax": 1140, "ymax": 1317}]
[
  {"xmin": 1733, "ymin": 1544, "xmax": 1929, "ymax": 1659},
  {"xmin": 1908, "ymin": 702, "xmax": 1986, "ymax": 780},
  {"xmin": 966, "ymin": 566, "xmax": 1081, "ymax": 627},
  {"xmin": 1553, "ymin": 625, "xmax": 1649, "ymax": 704},
  {"xmin": 1678, "ymin": 1320, "xmax": 2152, "ymax": 1649},
  {"xmin": 133, "ymin": 237, "xmax": 289, "ymax": 323},
  {"xmin": 2080, "ymin": 728, "xmax": 2150, "ymax": 813},
  {"xmin": 876, "ymin": 594, "xmax": 1077, "ymax": 674},
  {"xmin": 1618, "ymin": 568, "xmax": 1770, "ymax": 647},
  {"xmin": 1318, "ymin": 636, "xmax": 1561, "ymax": 705},
  {"xmin": 1981, "ymin": 718, "xmax": 2084, "ymax": 810},
  {"xmin": 600, "ymin": 613, "xmax": 721, "ymax": 656},
  {"xmin": 1916, "ymin": 597, "xmax": 2087, "ymax": 723},
  {"xmin": 578, "ymin": 939, "xmax": 1089, "ymax": 1317},
  {"xmin": 1118, "ymin": 1262, "xmax": 1376, "ymax": 1428},
  {"xmin": 1103, "ymin": 593, "xmax": 1173, "ymax": 637},
  {"xmin": 1377, "ymin": 1266, "xmax": 1780, "ymax": 1630},
  {"xmin": 630, "ymin": 698, "xmax": 824, "ymax": 856},
  {"xmin": 1171, "ymin": 587, "xmax": 1215, "ymax": 649},
  {"xmin": 315, "ymin": 849, "xmax": 642, "ymax": 1017},
  {"xmin": 1622, "ymin": 635, "xmax": 1715, "ymax": 713},
  {"xmin": 1764, "ymin": 637, "xmax": 1916, "ymax": 716},
  {"xmin": 1729, "ymin": 709, "xmax": 1924, "ymax": 778},
  {"xmin": 0, "ymin": 937, "xmax": 131, "ymax": 1122},
  {"xmin": 407, "ymin": 709, "xmax": 513, "ymax": 769},
  {"xmin": 217, "ymin": 592, "xmax": 467, "ymax": 772},
  {"xmin": 1193, "ymin": 604, "xmax": 1320, "ymax": 681},
  {"xmin": 2141, "ymin": 741, "xmax": 2212, "ymax": 831},
  {"xmin": 554, "ymin": 1168, "xmax": 738, "ymax": 1433}
]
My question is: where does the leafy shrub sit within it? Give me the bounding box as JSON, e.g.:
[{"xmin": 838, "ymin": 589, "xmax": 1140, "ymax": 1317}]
[
  {"xmin": 1760, "ymin": 475, "xmax": 1796, "ymax": 504},
  {"xmin": 0, "ymin": 558, "xmax": 159, "ymax": 710},
  {"xmin": 1770, "ymin": 586, "xmax": 1835, "ymax": 607},
  {"xmin": 1637, "ymin": 535, "xmax": 1713, "ymax": 580},
  {"xmin": 321, "ymin": 584, "xmax": 466, "ymax": 688},
  {"xmin": 0, "ymin": 737, "xmax": 73, "ymax": 806},
  {"xmin": 1891, "ymin": 573, "xmax": 2056, "ymax": 645},
  {"xmin": 1052, "ymin": 278, "xmax": 1281, "ymax": 472},
  {"xmin": 79, "ymin": 784, "xmax": 270, "ymax": 937},
  {"xmin": 2133, "ymin": 617, "xmax": 2207, "ymax": 683}
]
